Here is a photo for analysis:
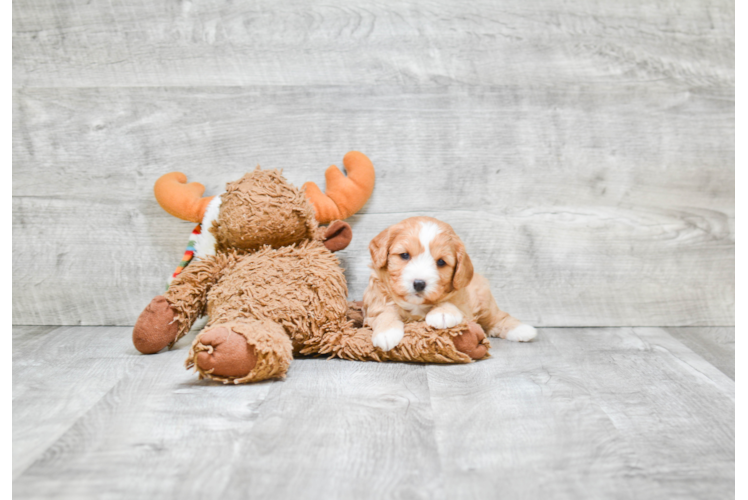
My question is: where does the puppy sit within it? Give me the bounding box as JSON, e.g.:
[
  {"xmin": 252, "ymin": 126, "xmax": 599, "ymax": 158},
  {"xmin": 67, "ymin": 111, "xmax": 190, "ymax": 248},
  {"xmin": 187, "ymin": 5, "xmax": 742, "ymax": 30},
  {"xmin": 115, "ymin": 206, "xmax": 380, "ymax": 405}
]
[{"xmin": 363, "ymin": 216, "xmax": 537, "ymax": 351}]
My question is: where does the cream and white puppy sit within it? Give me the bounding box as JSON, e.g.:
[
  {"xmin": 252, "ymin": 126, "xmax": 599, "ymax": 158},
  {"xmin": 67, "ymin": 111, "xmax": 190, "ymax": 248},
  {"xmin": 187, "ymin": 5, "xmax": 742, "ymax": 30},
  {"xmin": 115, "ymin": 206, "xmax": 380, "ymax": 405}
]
[{"xmin": 363, "ymin": 216, "xmax": 537, "ymax": 351}]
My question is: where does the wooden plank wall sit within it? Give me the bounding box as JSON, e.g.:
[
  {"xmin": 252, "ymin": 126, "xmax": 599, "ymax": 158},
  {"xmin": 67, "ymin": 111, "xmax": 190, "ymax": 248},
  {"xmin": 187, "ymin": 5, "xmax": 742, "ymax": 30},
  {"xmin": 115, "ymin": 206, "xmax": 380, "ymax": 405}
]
[{"xmin": 12, "ymin": 0, "xmax": 734, "ymax": 327}]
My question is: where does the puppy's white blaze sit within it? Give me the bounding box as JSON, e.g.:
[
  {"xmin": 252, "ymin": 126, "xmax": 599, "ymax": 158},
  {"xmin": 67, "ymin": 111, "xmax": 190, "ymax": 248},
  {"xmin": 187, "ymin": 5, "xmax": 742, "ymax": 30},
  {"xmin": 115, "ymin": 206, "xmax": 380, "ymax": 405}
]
[
  {"xmin": 372, "ymin": 325, "xmax": 405, "ymax": 351},
  {"xmin": 505, "ymin": 324, "xmax": 537, "ymax": 342},
  {"xmin": 418, "ymin": 222, "xmax": 441, "ymax": 248},
  {"xmin": 401, "ymin": 222, "xmax": 442, "ymax": 299}
]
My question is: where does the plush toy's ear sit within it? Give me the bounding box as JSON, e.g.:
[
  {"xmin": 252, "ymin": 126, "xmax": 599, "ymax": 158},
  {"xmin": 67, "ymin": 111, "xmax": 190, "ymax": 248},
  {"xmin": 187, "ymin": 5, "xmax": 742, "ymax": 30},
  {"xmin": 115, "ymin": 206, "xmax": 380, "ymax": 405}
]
[
  {"xmin": 452, "ymin": 238, "xmax": 474, "ymax": 290},
  {"xmin": 369, "ymin": 227, "xmax": 391, "ymax": 269},
  {"xmin": 323, "ymin": 221, "xmax": 353, "ymax": 252}
]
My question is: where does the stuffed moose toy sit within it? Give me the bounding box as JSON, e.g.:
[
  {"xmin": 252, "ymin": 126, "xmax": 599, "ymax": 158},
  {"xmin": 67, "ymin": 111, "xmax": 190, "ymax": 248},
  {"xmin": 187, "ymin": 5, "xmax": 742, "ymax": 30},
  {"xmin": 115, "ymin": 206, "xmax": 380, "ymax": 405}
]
[{"xmin": 133, "ymin": 151, "xmax": 490, "ymax": 384}]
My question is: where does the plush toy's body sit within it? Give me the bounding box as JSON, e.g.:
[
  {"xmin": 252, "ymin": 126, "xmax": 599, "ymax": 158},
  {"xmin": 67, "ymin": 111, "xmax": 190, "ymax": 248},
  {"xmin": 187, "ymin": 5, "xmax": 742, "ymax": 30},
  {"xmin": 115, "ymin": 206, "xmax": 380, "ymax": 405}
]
[{"xmin": 133, "ymin": 152, "xmax": 489, "ymax": 384}]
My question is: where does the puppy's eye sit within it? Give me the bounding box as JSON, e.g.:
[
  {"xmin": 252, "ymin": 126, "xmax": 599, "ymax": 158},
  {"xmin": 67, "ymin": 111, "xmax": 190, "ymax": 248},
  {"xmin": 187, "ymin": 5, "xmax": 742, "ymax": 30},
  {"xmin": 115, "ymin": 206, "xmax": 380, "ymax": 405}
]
[
  {"xmin": 400, "ymin": 253, "xmax": 410, "ymax": 260},
  {"xmin": 436, "ymin": 259, "xmax": 446, "ymax": 267}
]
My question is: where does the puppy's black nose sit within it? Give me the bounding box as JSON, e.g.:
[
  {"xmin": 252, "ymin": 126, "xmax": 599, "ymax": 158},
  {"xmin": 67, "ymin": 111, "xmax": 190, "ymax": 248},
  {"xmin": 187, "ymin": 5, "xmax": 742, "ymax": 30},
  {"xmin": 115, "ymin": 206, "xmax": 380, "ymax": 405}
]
[{"xmin": 413, "ymin": 280, "xmax": 426, "ymax": 292}]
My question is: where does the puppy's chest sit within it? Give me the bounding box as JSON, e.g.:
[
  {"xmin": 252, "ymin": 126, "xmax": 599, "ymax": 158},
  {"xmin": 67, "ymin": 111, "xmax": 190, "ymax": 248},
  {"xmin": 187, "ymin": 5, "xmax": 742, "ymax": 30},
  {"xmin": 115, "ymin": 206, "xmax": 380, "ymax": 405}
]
[{"xmin": 399, "ymin": 303, "xmax": 433, "ymax": 320}]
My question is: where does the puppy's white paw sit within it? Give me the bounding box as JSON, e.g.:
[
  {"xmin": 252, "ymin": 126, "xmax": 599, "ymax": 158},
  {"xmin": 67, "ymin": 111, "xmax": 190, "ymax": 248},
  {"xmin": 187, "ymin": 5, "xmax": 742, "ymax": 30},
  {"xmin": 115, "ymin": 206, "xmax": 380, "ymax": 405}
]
[
  {"xmin": 426, "ymin": 309, "xmax": 463, "ymax": 329},
  {"xmin": 372, "ymin": 326, "xmax": 405, "ymax": 351},
  {"xmin": 505, "ymin": 324, "xmax": 537, "ymax": 342}
]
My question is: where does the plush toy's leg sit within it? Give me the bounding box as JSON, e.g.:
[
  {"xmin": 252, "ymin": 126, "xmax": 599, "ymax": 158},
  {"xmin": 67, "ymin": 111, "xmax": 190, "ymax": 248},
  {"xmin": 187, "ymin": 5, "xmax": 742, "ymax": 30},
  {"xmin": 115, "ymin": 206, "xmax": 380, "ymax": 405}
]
[
  {"xmin": 307, "ymin": 303, "xmax": 490, "ymax": 363},
  {"xmin": 132, "ymin": 253, "xmax": 239, "ymax": 354},
  {"xmin": 185, "ymin": 318, "xmax": 293, "ymax": 384},
  {"xmin": 132, "ymin": 296, "xmax": 180, "ymax": 354}
]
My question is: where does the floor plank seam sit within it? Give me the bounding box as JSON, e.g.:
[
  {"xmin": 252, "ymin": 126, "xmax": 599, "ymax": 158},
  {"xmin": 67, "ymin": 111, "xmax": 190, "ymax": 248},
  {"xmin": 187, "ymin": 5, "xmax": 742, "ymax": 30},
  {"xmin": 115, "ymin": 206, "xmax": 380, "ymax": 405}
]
[{"xmin": 423, "ymin": 365, "xmax": 450, "ymax": 500}]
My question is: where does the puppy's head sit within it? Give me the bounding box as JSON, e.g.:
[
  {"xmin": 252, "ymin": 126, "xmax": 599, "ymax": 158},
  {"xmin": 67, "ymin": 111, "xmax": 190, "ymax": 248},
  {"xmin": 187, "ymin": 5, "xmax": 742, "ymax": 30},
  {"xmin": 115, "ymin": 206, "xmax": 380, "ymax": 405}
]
[{"xmin": 369, "ymin": 217, "xmax": 473, "ymax": 305}]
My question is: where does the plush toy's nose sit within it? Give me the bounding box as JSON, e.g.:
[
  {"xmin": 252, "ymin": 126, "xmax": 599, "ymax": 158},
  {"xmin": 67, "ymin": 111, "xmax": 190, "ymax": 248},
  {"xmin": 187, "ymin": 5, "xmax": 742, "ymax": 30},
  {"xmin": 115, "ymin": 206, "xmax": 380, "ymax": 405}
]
[{"xmin": 413, "ymin": 280, "xmax": 426, "ymax": 292}]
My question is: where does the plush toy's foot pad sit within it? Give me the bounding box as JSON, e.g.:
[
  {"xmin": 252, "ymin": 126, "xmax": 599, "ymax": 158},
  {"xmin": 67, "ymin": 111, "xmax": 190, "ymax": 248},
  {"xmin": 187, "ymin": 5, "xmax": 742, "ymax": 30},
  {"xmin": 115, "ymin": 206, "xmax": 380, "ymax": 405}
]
[
  {"xmin": 194, "ymin": 327, "xmax": 257, "ymax": 378},
  {"xmin": 187, "ymin": 320, "xmax": 293, "ymax": 384},
  {"xmin": 133, "ymin": 296, "xmax": 180, "ymax": 354},
  {"xmin": 453, "ymin": 322, "xmax": 489, "ymax": 360}
]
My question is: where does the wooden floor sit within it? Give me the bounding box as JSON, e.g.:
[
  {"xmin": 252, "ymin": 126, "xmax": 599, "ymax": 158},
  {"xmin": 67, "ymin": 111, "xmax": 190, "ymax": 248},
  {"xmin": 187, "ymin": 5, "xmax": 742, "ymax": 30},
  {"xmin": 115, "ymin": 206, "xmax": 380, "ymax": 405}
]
[{"xmin": 13, "ymin": 325, "xmax": 734, "ymax": 499}]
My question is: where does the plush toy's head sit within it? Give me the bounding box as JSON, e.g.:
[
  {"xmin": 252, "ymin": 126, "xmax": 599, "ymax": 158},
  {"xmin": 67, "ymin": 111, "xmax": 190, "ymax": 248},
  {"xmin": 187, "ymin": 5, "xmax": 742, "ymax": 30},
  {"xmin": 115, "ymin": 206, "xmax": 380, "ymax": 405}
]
[
  {"xmin": 214, "ymin": 168, "xmax": 318, "ymax": 252},
  {"xmin": 153, "ymin": 151, "xmax": 375, "ymax": 257}
]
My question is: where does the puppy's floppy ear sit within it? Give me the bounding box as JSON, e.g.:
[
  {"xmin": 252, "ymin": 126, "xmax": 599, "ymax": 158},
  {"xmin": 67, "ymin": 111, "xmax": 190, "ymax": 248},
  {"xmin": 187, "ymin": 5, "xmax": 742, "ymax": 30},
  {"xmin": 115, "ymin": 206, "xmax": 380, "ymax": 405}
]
[
  {"xmin": 452, "ymin": 238, "xmax": 474, "ymax": 289},
  {"xmin": 369, "ymin": 228, "xmax": 391, "ymax": 268}
]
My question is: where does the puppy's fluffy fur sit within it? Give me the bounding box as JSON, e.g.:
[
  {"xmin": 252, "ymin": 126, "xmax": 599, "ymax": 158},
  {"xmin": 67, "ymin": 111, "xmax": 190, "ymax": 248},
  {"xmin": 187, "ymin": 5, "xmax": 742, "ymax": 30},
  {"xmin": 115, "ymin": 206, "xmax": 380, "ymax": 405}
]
[{"xmin": 363, "ymin": 216, "xmax": 536, "ymax": 351}]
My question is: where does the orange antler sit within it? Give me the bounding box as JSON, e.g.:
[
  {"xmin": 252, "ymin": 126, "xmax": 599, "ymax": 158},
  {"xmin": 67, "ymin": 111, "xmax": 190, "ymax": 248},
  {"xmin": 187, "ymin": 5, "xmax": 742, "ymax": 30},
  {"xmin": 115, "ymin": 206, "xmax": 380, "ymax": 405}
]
[
  {"xmin": 153, "ymin": 172, "xmax": 214, "ymax": 223},
  {"xmin": 303, "ymin": 151, "xmax": 375, "ymax": 223}
]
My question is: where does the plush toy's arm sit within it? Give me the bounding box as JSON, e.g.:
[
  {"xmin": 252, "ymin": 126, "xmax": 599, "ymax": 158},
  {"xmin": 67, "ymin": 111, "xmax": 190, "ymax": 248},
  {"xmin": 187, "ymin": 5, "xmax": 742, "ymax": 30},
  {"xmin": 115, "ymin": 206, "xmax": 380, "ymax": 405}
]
[
  {"xmin": 302, "ymin": 302, "xmax": 489, "ymax": 363},
  {"xmin": 133, "ymin": 252, "xmax": 240, "ymax": 354},
  {"xmin": 166, "ymin": 251, "xmax": 240, "ymax": 335},
  {"xmin": 308, "ymin": 317, "xmax": 488, "ymax": 363}
]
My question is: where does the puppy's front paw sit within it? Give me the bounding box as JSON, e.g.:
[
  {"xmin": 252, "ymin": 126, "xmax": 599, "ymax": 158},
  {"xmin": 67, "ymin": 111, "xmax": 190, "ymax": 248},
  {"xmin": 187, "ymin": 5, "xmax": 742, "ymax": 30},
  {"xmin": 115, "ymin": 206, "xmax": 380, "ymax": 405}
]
[
  {"xmin": 505, "ymin": 324, "xmax": 537, "ymax": 342},
  {"xmin": 372, "ymin": 326, "xmax": 405, "ymax": 351},
  {"xmin": 426, "ymin": 308, "xmax": 463, "ymax": 329}
]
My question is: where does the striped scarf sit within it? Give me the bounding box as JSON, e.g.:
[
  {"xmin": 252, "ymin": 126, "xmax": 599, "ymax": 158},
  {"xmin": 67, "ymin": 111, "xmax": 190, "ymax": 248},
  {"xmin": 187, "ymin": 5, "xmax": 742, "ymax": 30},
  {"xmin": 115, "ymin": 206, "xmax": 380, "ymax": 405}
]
[{"xmin": 167, "ymin": 224, "xmax": 201, "ymax": 289}]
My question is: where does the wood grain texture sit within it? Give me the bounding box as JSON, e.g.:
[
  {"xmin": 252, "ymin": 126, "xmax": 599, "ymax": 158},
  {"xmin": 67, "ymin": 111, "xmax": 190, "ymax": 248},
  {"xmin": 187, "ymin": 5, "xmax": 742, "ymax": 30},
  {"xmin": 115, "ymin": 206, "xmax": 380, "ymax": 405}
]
[
  {"xmin": 426, "ymin": 327, "xmax": 734, "ymax": 499},
  {"xmin": 12, "ymin": 326, "xmax": 734, "ymax": 499},
  {"xmin": 11, "ymin": 323, "xmax": 209, "ymax": 481},
  {"xmin": 221, "ymin": 361, "xmax": 443, "ymax": 499},
  {"xmin": 735, "ymin": 240, "xmax": 748, "ymax": 326},
  {"xmin": 13, "ymin": 85, "xmax": 733, "ymax": 326},
  {"xmin": 667, "ymin": 326, "xmax": 734, "ymax": 379},
  {"xmin": 12, "ymin": 2, "xmax": 735, "ymax": 498},
  {"xmin": 735, "ymin": 326, "xmax": 748, "ymax": 380},
  {"xmin": 12, "ymin": 0, "xmax": 733, "ymax": 89},
  {"xmin": 13, "ymin": 326, "xmax": 141, "ymax": 479}
]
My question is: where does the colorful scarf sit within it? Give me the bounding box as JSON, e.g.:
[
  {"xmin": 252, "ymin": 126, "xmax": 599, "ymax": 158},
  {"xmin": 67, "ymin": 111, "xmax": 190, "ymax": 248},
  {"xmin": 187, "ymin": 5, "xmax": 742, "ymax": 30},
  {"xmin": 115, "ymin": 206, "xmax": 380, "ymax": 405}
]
[{"xmin": 167, "ymin": 224, "xmax": 202, "ymax": 288}]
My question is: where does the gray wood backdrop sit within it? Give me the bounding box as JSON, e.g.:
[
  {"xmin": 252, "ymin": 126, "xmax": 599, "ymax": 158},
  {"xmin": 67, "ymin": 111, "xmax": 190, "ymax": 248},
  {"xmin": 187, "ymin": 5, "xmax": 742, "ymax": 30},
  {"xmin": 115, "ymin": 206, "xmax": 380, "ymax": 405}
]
[{"xmin": 12, "ymin": 0, "xmax": 734, "ymax": 328}]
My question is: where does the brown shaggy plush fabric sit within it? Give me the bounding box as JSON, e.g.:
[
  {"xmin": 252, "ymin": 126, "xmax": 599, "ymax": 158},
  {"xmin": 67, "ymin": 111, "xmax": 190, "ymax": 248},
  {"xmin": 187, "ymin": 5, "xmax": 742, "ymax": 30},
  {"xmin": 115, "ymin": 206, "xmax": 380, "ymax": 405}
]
[
  {"xmin": 213, "ymin": 168, "xmax": 318, "ymax": 253},
  {"xmin": 327, "ymin": 301, "xmax": 490, "ymax": 364},
  {"xmin": 166, "ymin": 251, "xmax": 241, "ymax": 346},
  {"xmin": 134, "ymin": 164, "xmax": 490, "ymax": 384},
  {"xmin": 187, "ymin": 319, "xmax": 293, "ymax": 384},
  {"xmin": 206, "ymin": 241, "xmax": 349, "ymax": 347}
]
